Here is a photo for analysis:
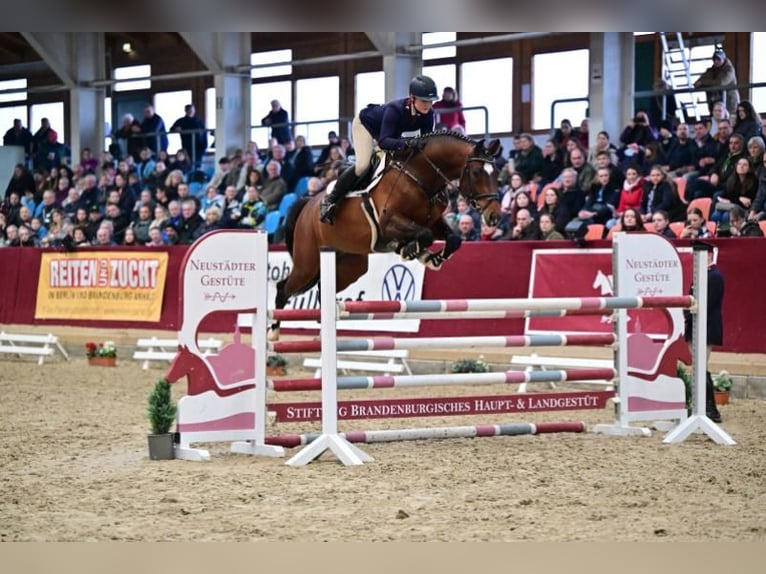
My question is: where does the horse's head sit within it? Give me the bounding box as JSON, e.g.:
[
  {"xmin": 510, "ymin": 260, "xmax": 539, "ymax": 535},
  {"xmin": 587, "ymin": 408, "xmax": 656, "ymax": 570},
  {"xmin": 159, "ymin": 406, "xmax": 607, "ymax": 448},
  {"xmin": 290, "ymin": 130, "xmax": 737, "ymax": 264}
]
[
  {"xmin": 165, "ymin": 345, "xmax": 196, "ymax": 384},
  {"xmin": 460, "ymin": 138, "xmax": 503, "ymax": 227}
]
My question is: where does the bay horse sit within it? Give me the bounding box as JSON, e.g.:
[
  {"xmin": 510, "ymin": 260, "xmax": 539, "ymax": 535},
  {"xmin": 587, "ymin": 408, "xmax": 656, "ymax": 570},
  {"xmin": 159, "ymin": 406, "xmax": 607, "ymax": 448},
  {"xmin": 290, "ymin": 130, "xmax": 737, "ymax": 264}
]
[{"xmin": 272, "ymin": 130, "xmax": 503, "ymax": 336}]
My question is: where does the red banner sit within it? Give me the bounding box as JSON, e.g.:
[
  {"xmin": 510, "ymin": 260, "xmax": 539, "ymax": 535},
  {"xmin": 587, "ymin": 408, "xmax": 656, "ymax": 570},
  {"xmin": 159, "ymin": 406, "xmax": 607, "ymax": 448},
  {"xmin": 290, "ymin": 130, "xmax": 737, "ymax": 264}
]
[
  {"xmin": 270, "ymin": 390, "xmax": 615, "ymax": 422},
  {"xmin": 527, "ymin": 249, "xmax": 693, "ymax": 336}
]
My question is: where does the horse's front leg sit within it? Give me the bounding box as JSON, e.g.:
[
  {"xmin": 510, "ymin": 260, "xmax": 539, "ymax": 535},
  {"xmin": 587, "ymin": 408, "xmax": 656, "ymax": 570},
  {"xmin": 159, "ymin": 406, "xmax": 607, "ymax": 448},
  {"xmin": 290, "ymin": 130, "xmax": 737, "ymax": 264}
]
[
  {"xmin": 418, "ymin": 218, "xmax": 462, "ymax": 270},
  {"xmin": 383, "ymin": 215, "xmax": 435, "ymax": 261}
]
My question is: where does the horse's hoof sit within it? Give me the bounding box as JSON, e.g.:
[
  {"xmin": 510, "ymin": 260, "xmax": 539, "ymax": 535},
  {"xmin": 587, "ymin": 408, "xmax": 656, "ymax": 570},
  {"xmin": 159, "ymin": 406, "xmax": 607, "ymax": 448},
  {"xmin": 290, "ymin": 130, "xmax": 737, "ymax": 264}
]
[{"xmin": 267, "ymin": 328, "xmax": 280, "ymax": 342}]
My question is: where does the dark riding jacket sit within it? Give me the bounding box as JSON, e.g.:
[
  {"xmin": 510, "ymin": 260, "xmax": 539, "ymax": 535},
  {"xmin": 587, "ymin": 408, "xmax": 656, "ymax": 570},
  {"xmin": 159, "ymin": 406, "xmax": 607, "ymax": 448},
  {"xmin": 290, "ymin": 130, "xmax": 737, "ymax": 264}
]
[{"xmin": 359, "ymin": 98, "xmax": 434, "ymax": 151}]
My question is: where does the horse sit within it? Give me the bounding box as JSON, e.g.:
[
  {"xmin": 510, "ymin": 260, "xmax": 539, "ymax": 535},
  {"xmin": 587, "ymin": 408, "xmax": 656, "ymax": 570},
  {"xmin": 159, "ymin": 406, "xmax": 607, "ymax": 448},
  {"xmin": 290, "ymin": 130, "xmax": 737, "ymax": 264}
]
[{"xmin": 272, "ymin": 130, "xmax": 503, "ymax": 337}]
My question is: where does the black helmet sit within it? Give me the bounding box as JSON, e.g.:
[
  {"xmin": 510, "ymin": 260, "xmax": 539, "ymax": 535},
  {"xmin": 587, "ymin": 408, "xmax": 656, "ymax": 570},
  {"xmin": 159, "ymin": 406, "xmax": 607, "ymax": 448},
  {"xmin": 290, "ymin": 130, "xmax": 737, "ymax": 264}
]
[{"xmin": 409, "ymin": 75, "xmax": 438, "ymax": 101}]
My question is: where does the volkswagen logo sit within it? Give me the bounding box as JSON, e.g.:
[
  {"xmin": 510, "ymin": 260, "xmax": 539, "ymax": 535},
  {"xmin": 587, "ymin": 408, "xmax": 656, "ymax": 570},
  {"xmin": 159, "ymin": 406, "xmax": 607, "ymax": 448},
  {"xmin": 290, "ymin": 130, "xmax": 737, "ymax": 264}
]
[{"xmin": 381, "ymin": 264, "xmax": 416, "ymax": 301}]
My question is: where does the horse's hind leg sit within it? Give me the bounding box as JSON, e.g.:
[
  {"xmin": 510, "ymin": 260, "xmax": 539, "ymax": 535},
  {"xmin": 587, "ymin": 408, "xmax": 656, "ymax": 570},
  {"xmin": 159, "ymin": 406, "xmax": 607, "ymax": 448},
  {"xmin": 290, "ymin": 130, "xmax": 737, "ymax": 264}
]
[
  {"xmin": 269, "ymin": 246, "xmax": 321, "ymax": 340},
  {"xmin": 334, "ymin": 253, "xmax": 369, "ymax": 293}
]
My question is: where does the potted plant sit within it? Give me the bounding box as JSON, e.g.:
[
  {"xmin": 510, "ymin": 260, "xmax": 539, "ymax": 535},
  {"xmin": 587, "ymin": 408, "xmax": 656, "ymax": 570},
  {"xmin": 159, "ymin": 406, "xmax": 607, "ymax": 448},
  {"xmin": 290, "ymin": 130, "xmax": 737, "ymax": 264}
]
[
  {"xmin": 677, "ymin": 362, "xmax": 693, "ymax": 413},
  {"xmin": 266, "ymin": 354, "xmax": 288, "ymax": 376},
  {"xmin": 147, "ymin": 378, "xmax": 177, "ymax": 460},
  {"xmin": 451, "ymin": 355, "xmax": 490, "ymax": 373},
  {"xmin": 85, "ymin": 340, "xmax": 117, "ymax": 367},
  {"xmin": 713, "ymin": 370, "xmax": 733, "ymax": 406}
]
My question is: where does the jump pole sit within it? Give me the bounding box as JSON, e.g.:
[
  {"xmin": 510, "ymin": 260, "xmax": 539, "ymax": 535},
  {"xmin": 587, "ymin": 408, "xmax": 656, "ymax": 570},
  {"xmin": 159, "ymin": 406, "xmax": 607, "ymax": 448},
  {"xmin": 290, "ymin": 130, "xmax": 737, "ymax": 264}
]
[
  {"xmin": 663, "ymin": 244, "xmax": 735, "ymax": 445},
  {"xmin": 285, "ymin": 248, "xmax": 373, "ymax": 466}
]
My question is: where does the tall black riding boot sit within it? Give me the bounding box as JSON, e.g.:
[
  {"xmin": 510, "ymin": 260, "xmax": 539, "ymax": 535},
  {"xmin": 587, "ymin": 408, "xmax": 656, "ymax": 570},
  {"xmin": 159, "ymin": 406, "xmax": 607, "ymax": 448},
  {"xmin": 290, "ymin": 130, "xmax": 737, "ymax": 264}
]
[
  {"xmin": 319, "ymin": 166, "xmax": 359, "ymax": 224},
  {"xmin": 706, "ymin": 370, "xmax": 722, "ymax": 423}
]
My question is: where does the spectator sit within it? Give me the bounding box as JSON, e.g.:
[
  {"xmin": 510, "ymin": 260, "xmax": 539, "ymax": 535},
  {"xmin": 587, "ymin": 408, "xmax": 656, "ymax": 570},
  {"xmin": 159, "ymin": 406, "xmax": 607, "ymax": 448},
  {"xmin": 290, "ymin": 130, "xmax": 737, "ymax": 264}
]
[
  {"xmin": 145, "ymin": 226, "xmax": 165, "ymax": 247},
  {"xmin": 17, "ymin": 224, "xmax": 39, "ymax": 247},
  {"xmin": 732, "ymin": 100, "xmax": 764, "ymax": 142},
  {"xmin": 122, "ymin": 227, "xmax": 139, "ymax": 246},
  {"xmin": 618, "ymin": 112, "xmax": 656, "ymax": 167},
  {"xmin": 539, "ymin": 212, "xmax": 565, "ymax": 240},
  {"xmin": 306, "ymin": 176, "xmax": 325, "ymax": 197},
  {"xmin": 456, "ymin": 213, "xmax": 479, "ymax": 241},
  {"xmin": 640, "ymin": 165, "xmax": 686, "ymax": 224},
  {"xmin": 266, "ymin": 144, "xmax": 297, "ymax": 191},
  {"xmin": 162, "ymin": 221, "xmax": 179, "ymax": 246},
  {"xmin": 37, "ymin": 190, "xmax": 59, "ymax": 227},
  {"xmin": 313, "ymin": 144, "xmax": 345, "ymax": 177},
  {"xmin": 727, "ymin": 204, "xmax": 764, "ymax": 236},
  {"xmin": 433, "ymin": 87, "xmax": 466, "ymax": 131},
  {"xmin": 208, "ymin": 156, "xmax": 232, "ymax": 195},
  {"xmin": 688, "ymin": 131, "xmax": 745, "ymax": 201},
  {"xmin": 552, "ymin": 119, "xmax": 574, "ymax": 150},
  {"xmin": 4, "ymin": 223, "xmax": 19, "ymax": 246},
  {"xmin": 70, "ymin": 225, "xmax": 88, "ymax": 246},
  {"xmin": 61, "ymin": 188, "xmax": 82, "ymax": 220},
  {"xmin": 93, "ymin": 223, "xmax": 117, "ymax": 246},
  {"xmin": 559, "ymin": 167, "xmax": 586, "ymax": 222},
  {"xmin": 85, "ymin": 205, "xmax": 104, "ymax": 242},
  {"xmin": 31, "ymin": 118, "xmax": 54, "ymax": 167},
  {"xmin": 339, "ymin": 136, "xmax": 356, "ymax": 159},
  {"xmin": 539, "ymin": 139, "xmax": 565, "ymax": 187},
  {"xmin": 103, "ymin": 203, "xmax": 130, "ymax": 244},
  {"xmin": 176, "ymin": 199, "xmax": 204, "ymax": 245},
  {"xmin": 592, "ymin": 150, "xmax": 624, "ymax": 191},
  {"xmin": 170, "ymin": 104, "xmax": 207, "ymax": 169},
  {"xmin": 260, "ymin": 160, "xmax": 288, "ymax": 211},
  {"xmin": 693, "ymin": 48, "xmax": 739, "ymax": 116},
  {"xmin": 650, "ymin": 209, "xmax": 677, "ymax": 238},
  {"xmin": 29, "ymin": 217, "xmax": 47, "ymax": 242},
  {"xmin": 140, "ymin": 104, "xmax": 169, "ymax": 155},
  {"xmin": 608, "ymin": 165, "xmax": 644, "ymax": 231},
  {"xmin": 504, "ymin": 207, "xmax": 541, "ymax": 240},
  {"xmin": 663, "ymin": 123, "xmax": 695, "ymax": 177},
  {"xmin": 201, "ymin": 185, "xmax": 224, "ymax": 215},
  {"xmin": 514, "ymin": 133, "xmax": 545, "ymax": 183},
  {"xmin": 588, "ymin": 130, "xmax": 619, "ymax": 167},
  {"xmin": 3, "ymin": 119, "xmax": 33, "ymax": 158},
  {"xmin": 579, "ymin": 167, "xmax": 619, "ymax": 226},
  {"xmin": 261, "ymin": 99, "xmax": 291, "ymax": 144},
  {"xmin": 1, "ymin": 190, "xmax": 23, "ymax": 226},
  {"xmin": 199, "ymin": 206, "xmax": 223, "ymax": 236},
  {"xmin": 150, "ymin": 204, "xmax": 169, "ymax": 231},
  {"xmin": 315, "ymin": 131, "xmax": 340, "ymax": 167},
  {"xmin": 239, "ymin": 186, "xmax": 268, "ymax": 230},
  {"xmin": 619, "ymin": 208, "xmax": 646, "ymax": 232},
  {"xmin": 115, "ymin": 113, "xmax": 143, "ymax": 162},
  {"xmin": 5, "ymin": 163, "xmax": 35, "ymax": 199},
  {"xmin": 746, "ymin": 136, "xmax": 765, "ymax": 176},
  {"xmin": 648, "ymin": 78, "xmax": 678, "ymax": 128},
  {"xmin": 291, "ymin": 135, "xmax": 315, "ymax": 181},
  {"xmin": 538, "ymin": 187, "xmax": 569, "ymax": 235},
  {"xmin": 220, "ymin": 186, "xmax": 243, "ymax": 228},
  {"xmin": 508, "ymin": 190, "xmax": 537, "ymax": 228},
  {"xmin": 79, "ymin": 148, "xmax": 98, "ymax": 175},
  {"xmin": 136, "ymin": 147, "xmax": 158, "ymax": 185},
  {"xmin": 712, "ymin": 157, "xmax": 758, "ymax": 224},
  {"xmin": 679, "ymin": 206, "xmax": 713, "ymax": 238},
  {"xmin": 131, "ymin": 189, "xmax": 155, "ymax": 223},
  {"xmin": 131, "ymin": 205, "xmax": 154, "ymax": 244},
  {"xmin": 164, "ymin": 170, "xmax": 186, "ymax": 203},
  {"xmin": 500, "ymin": 172, "xmax": 529, "ymax": 213},
  {"xmin": 708, "ymin": 101, "xmax": 730, "ymax": 137},
  {"xmin": 168, "ymin": 149, "xmax": 192, "ymax": 175}
]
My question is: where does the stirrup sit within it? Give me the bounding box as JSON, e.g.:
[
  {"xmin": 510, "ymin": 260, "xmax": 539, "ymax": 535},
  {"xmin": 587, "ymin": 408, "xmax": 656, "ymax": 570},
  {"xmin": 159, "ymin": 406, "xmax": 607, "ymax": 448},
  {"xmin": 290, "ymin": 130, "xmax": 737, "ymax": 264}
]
[{"xmin": 319, "ymin": 198, "xmax": 337, "ymax": 224}]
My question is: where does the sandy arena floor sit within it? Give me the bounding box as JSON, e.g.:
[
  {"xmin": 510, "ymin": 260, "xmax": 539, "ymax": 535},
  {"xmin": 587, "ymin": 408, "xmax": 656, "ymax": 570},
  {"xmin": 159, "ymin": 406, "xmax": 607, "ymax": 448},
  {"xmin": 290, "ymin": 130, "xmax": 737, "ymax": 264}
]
[{"xmin": 1, "ymin": 357, "xmax": 765, "ymax": 542}]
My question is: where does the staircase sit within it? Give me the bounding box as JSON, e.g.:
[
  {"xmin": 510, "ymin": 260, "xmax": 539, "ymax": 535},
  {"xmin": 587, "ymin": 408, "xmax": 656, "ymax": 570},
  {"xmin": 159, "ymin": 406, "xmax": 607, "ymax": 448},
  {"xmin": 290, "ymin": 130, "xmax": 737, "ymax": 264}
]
[{"xmin": 659, "ymin": 32, "xmax": 703, "ymax": 122}]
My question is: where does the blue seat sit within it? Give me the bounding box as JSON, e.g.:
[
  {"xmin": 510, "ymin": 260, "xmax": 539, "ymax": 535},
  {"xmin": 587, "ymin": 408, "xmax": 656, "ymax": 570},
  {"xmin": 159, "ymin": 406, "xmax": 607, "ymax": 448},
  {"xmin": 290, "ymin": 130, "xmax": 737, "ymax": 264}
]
[
  {"xmin": 293, "ymin": 176, "xmax": 311, "ymax": 197},
  {"xmin": 263, "ymin": 210, "xmax": 283, "ymax": 235},
  {"xmin": 278, "ymin": 193, "xmax": 298, "ymax": 217},
  {"xmin": 189, "ymin": 181, "xmax": 204, "ymax": 197}
]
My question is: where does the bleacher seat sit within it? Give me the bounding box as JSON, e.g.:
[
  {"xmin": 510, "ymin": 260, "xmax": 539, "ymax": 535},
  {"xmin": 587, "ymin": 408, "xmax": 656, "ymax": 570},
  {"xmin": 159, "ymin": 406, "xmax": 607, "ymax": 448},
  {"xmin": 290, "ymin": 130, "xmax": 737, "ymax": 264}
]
[
  {"xmin": 264, "ymin": 210, "xmax": 283, "ymax": 236},
  {"xmin": 293, "ymin": 176, "xmax": 311, "ymax": 197},
  {"xmin": 279, "ymin": 193, "xmax": 298, "ymax": 218}
]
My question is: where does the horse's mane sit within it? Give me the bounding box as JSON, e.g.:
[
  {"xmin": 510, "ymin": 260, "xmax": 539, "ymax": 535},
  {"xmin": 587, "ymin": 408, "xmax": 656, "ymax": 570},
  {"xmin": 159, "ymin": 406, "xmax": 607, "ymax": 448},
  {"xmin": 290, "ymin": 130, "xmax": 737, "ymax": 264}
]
[{"xmin": 411, "ymin": 129, "xmax": 475, "ymax": 145}]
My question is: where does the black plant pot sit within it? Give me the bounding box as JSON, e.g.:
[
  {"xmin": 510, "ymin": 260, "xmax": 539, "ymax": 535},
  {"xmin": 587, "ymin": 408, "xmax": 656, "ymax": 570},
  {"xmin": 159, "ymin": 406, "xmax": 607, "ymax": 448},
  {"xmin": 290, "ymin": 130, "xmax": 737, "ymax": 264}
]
[{"xmin": 147, "ymin": 433, "xmax": 175, "ymax": 460}]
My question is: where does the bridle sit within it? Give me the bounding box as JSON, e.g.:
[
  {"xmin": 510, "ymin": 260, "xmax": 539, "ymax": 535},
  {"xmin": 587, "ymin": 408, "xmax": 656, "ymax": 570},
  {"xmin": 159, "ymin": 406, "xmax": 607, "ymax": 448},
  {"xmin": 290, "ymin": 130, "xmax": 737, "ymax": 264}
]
[{"xmin": 390, "ymin": 147, "xmax": 499, "ymax": 212}]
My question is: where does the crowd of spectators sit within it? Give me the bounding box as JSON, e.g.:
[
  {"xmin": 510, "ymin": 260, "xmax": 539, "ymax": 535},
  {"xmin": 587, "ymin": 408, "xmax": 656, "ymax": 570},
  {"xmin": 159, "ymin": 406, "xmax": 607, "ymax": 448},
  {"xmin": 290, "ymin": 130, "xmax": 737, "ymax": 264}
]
[
  {"xmin": 2, "ymin": 90, "xmax": 766, "ymax": 249},
  {"xmin": 0, "ymin": 111, "xmax": 351, "ymax": 248}
]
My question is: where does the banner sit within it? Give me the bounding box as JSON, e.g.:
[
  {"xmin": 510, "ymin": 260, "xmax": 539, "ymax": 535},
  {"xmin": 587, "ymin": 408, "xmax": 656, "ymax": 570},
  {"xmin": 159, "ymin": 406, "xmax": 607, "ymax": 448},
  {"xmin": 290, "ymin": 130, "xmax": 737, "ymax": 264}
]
[
  {"xmin": 35, "ymin": 251, "xmax": 169, "ymax": 321},
  {"xmin": 526, "ymin": 247, "xmax": 692, "ymax": 336},
  {"xmin": 239, "ymin": 251, "xmax": 426, "ymax": 333}
]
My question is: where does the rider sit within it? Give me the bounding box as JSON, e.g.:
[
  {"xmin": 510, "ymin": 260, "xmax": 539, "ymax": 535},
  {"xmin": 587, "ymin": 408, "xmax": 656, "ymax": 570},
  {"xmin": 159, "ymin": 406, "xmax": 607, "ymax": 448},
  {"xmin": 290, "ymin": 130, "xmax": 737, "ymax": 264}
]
[{"xmin": 319, "ymin": 75, "xmax": 439, "ymax": 224}]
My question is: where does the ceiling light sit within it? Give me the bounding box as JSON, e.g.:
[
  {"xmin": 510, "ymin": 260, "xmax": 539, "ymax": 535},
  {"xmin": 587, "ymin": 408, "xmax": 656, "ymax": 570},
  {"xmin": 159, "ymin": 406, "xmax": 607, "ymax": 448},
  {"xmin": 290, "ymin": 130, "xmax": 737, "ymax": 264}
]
[{"xmin": 122, "ymin": 42, "xmax": 133, "ymax": 54}]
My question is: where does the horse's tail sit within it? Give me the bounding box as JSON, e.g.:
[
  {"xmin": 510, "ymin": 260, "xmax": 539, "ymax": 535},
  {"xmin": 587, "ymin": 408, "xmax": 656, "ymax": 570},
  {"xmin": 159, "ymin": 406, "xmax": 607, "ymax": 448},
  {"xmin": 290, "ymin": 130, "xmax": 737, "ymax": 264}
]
[{"xmin": 284, "ymin": 196, "xmax": 310, "ymax": 257}]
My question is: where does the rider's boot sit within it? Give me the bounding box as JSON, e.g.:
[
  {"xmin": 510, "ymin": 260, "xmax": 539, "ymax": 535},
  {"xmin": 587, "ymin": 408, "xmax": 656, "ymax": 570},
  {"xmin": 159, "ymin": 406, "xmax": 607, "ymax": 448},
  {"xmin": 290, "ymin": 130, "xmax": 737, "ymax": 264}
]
[{"xmin": 319, "ymin": 166, "xmax": 359, "ymax": 225}]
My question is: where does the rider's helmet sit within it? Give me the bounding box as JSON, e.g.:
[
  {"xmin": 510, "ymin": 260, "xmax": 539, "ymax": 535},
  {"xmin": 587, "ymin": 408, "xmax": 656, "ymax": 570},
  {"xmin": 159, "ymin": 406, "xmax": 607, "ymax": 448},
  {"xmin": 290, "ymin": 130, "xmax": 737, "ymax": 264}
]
[{"xmin": 409, "ymin": 75, "xmax": 439, "ymax": 101}]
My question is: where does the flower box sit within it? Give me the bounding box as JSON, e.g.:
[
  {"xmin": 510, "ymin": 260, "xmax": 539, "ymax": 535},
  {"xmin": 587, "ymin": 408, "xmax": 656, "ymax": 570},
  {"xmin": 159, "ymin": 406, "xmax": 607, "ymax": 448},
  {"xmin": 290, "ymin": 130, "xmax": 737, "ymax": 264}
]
[{"xmin": 88, "ymin": 356, "xmax": 117, "ymax": 367}]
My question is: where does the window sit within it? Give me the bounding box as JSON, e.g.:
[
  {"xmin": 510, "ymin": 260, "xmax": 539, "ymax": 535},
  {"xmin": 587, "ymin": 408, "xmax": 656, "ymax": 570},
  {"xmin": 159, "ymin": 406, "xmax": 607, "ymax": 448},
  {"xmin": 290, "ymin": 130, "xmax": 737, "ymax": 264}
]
[
  {"xmin": 0, "ymin": 105, "xmax": 28, "ymax": 144},
  {"xmin": 0, "ymin": 78, "xmax": 27, "ymax": 104},
  {"xmin": 423, "ymin": 64, "xmax": 456, "ymax": 100},
  {"xmin": 251, "ymin": 49, "xmax": 292, "ymax": 79},
  {"xmin": 205, "ymin": 87, "xmax": 216, "ymax": 150},
  {"xmin": 532, "ymin": 49, "xmax": 589, "ymax": 131},
  {"xmin": 423, "ymin": 32, "xmax": 456, "ymax": 60},
  {"xmin": 687, "ymin": 44, "xmax": 716, "ymax": 115},
  {"xmin": 295, "ymin": 76, "xmax": 339, "ymax": 146},
  {"xmin": 154, "ymin": 90, "xmax": 192, "ymax": 154},
  {"xmin": 104, "ymin": 96, "xmax": 112, "ymax": 150},
  {"xmin": 355, "ymin": 71, "xmax": 384, "ymax": 113},
  {"xmin": 251, "ymin": 81, "xmax": 292, "ymax": 148},
  {"xmin": 113, "ymin": 65, "xmax": 151, "ymax": 92},
  {"xmin": 30, "ymin": 102, "xmax": 65, "ymax": 144},
  {"xmin": 752, "ymin": 33, "xmax": 766, "ymax": 112},
  {"xmin": 461, "ymin": 58, "xmax": 512, "ymax": 135}
]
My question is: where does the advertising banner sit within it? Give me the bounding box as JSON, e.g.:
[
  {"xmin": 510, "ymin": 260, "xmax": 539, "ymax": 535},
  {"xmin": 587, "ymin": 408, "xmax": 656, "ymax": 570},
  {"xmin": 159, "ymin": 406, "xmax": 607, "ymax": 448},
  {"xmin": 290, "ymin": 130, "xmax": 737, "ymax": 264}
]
[{"xmin": 35, "ymin": 251, "xmax": 169, "ymax": 322}]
